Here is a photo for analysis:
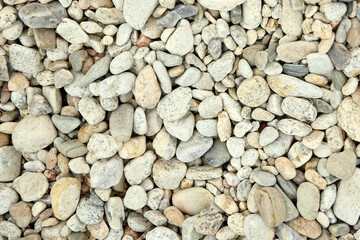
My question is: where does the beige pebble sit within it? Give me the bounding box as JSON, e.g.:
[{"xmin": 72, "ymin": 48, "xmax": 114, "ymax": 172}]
[
  {"xmin": 8, "ymin": 72, "xmax": 29, "ymax": 91},
  {"xmin": 304, "ymin": 169, "xmax": 327, "ymax": 190},
  {"xmin": 118, "ymin": 135, "xmax": 146, "ymax": 159},
  {"xmin": 275, "ymin": 157, "xmax": 296, "ymax": 180},
  {"xmin": 164, "ymin": 206, "xmax": 185, "ymax": 227},
  {"xmin": 214, "ymin": 194, "xmax": 239, "ymax": 215},
  {"xmin": 217, "ymin": 111, "xmax": 231, "ymax": 142}
]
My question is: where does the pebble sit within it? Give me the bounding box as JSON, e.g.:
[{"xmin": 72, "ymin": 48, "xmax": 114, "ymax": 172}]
[
  {"xmin": 144, "ymin": 210, "xmax": 167, "ymax": 226},
  {"xmin": 90, "ymin": 156, "xmax": 123, "ymax": 189},
  {"xmin": 153, "ymin": 60, "xmax": 172, "ymax": 94},
  {"xmin": 255, "ymin": 187, "xmax": 286, "ymax": 227},
  {"xmin": 275, "ymin": 157, "xmax": 296, "ymax": 180},
  {"xmin": 175, "ymin": 67, "xmax": 201, "ymax": 87},
  {"xmin": 110, "ymin": 51, "xmax": 133, "ymax": 74},
  {"xmin": 241, "ymin": 0, "xmax": 262, "ymax": 30},
  {"xmin": 205, "ymin": 139, "xmax": 231, "ymax": 167},
  {"xmin": 110, "ymin": 104, "xmax": 134, "ymax": 142},
  {"xmin": 124, "ymin": 150, "xmax": 156, "ymax": 185},
  {"xmin": 281, "ymin": 0, "xmax": 302, "ymax": 36},
  {"xmin": 278, "ymin": 119, "xmax": 312, "ymax": 137},
  {"xmin": 275, "ymin": 223, "xmax": 303, "ymax": 240},
  {"xmin": 9, "ymin": 201, "xmax": 32, "ymax": 228},
  {"xmin": 176, "ymin": 131, "xmax": 213, "ymax": 163},
  {"xmin": 172, "ymin": 187, "xmax": 214, "ymax": 215},
  {"xmin": 287, "ymin": 217, "xmax": 322, "ymax": 239},
  {"xmin": 146, "ymin": 227, "xmax": 180, "ymax": 240},
  {"xmin": 105, "ymin": 197, "xmax": 125, "ymax": 230},
  {"xmin": 9, "ymin": 44, "xmax": 40, "ymax": 73},
  {"xmin": 50, "ymin": 177, "xmax": 81, "ymax": 220},
  {"xmin": 252, "ymin": 171, "xmax": 276, "ymax": 187},
  {"xmin": 328, "ymin": 43, "xmax": 350, "ymax": 71},
  {"xmin": 157, "ymin": 87, "xmax": 192, "ymax": 121},
  {"xmin": 76, "ymin": 198, "xmax": 104, "ymax": 225},
  {"xmin": 69, "ymin": 157, "xmax": 90, "ymax": 174},
  {"xmin": 78, "ymin": 97, "xmax": 105, "ymax": 125},
  {"xmin": 166, "ymin": 19, "xmax": 193, "ymax": 56},
  {"xmin": 327, "ymin": 149, "xmax": 356, "ymax": 180},
  {"xmin": 13, "ymin": 172, "xmax": 48, "ymax": 202},
  {"xmin": 87, "ymin": 133, "xmax": 119, "ymax": 159},
  {"xmin": 237, "ymin": 76, "xmax": 270, "ymax": 107},
  {"xmin": 337, "ymin": 97, "xmax": 360, "ymax": 141},
  {"xmin": 297, "ymin": 182, "xmax": 320, "ymax": 220},
  {"xmin": 267, "ymin": 74, "xmax": 323, "ymax": 98},
  {"xmin": 347, "ymin": 18, "xmax": 360, "ymax": 48},
  {"xmin": 0, "ymin": 187, "xmax": 18, "ymax": 215},
  {"xmin": 56, "ymin": 18, "xmax": 89, "ymax": 44},
  {"xmin": 51, "ymin": 115, "xmax": 81, "ymax": 134},
  {"xmin": 99, "ymin": 73, "xmax": 136, "ymax": 98},
  {"xmin": 281, "ymin": 97, "xmax": 317, "ymax": 122},
  {"xmin": 134, "ymin": 65, "xmax": 161, "ymax": 109},
  {"xmin": 0, "ymin": 221, "xmax": 21, "ymax": 240},
  {"xmin": 12, "ymin": 115, "xmax": 57, "ymax": 153},
  {"xmin": 260, "ymin": 127, "xmax": 279, "ymax": 147},
  {"xmin": 323, "ymin": 2, "xmax": 347, "ymax": 21},
  {"xmin": 226, "ymin": 137, "xmax": 245, "ymax": 157},
  {"xmin": 153, "ymin": 158, "xmax": 186, "ymax": 189},
  {"xmin": 164, "ymin": 206, "xmax": 185, "ymax": 227},
  {"xmin": 277, "ymin": 41, "xmax": 318, "ymax": 63},
  {"xmin": 244, "ymin": 214, "xmax": 275, "ymax": 240},
  {"xmin": 123, "ymin": 0, "xmax": 158, "ymax": 30},
  {"xmin": 18, "ymin": 1, "xmax": 67, "ymax": 28},
  {"xmin": 282, "ymin": 64, "xmax": 309, "ymax": 78},
  {"xmin": 264, "ymin": 132, "xmax": 294, "ymax": 158},
  {"xmin": 208, "ymin": 51, "xmax": 235, "ymax": 82},
  {"xmin": 343, "ymin": 47, "xmax": 360, "ymax": 78},
  {"xmin": 194, "ymin": 209, "xmax": 225, "ymax": 235},
  {"xmin": 164, "ymin": 113, "xmax": 194, "ymax": 141},
  {"xmin": 0, "ymin": 146, "xmax": 21, "ymax": 182},
  {"xmin": 57, "ymin": 139, "xmax": 88, "ymax": 158},
  {"xmin": 307, "ymin": 53, "xmax": 334, "ymax": 76},
  {"xmin": 124, "ymin": 185, "xmax": 147, "ymax": 210}
]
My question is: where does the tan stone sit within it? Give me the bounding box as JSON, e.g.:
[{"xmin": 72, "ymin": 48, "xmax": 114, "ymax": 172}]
[
  {"xmin": 276, "ymin": 41, "xmax": 318, "ymax": 63},
  {"xmin": 172, "ymin": 187, "xmax": 214, "ymax": 215},
  {"xmin": 304, "ymin": 74, "xmax": 328, "ymax": 87},
  {"xmin": 87, "ymin": 219, "xmax": 109, "ymax": 240},
  {"xmin": 33, "ymin": 29, "xmax": 56, "ymax": 50},
  {"xmin": 217, "ymin": 111, "xmax": 231, "ymax": 142},
  {"xmin": 326, "ymin": 149, "xmax": 356, "ymax": 179},
  {"xmin": 78, "ymin": 121, "xmax": 108, "ymax": 143},
  {"xmin": 351, "ymin": 87, "xmax": 360, "ymax": 105},
  {"xmin": 255, "ymin": 187, "xmax": 286, "ymax": 227},
  {"xmin": 302, "ymin": 130, "xmax": 325, "ymax": 149},
  {"xmin": 318, "ymin": 32, "xmax": 335, "ymax": 53},
  {"xmin": 214, "ymin": 194, "xmax": 239, "ymax": 215},
  {"xmin": 0, "ymin": 133, "xmax": 9, "ymax": 147},
  {"xmin": 50, "ymin": 177, "xmax": 81, "ymax": 220},
  {"xmin": 337, "ymin": 97, "xmax": 360, "ymax": 142},
  {"xmin": 134, "ymin": 65, "xmax": 161, "ymax": 109},
  {"xmin": 304, "ymin": 169, "xmax": 327, "ymax": 190},
  {"xmin": 287, "ymin": 217, "xmax": 322, "ymax": 239},
  {"xmin": 9, "ymin": 201, "xmax": 32, "ymax": 228},
  {"xmin": 312, "ymin": 20, "xmax": 333, "ymax": 39},
  {"xmin": 275, "ymin": 157, "xmax": 296, "ymax": 180},
  {"xmin": 164, "ymin": 206, "xmax": 185, "ymax": 227},
  {"xmin": 347, "ymin": 18, "xmax": 360, "ymax": 48},
  {"xmin": 8, "ymin": 72, "xmax": 29, "ymax": 91},
  {"xmin": 118, "ymin": 135, "xmax": 146, "ymax": 159}
]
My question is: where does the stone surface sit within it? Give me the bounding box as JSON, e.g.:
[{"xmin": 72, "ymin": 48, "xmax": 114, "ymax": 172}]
[
  {"xmin": 0, "ymin": 187, "xmax": 18, "ymax": 215},
  {"xmin": 172, "ymin": 187, "xmax": 214, "ymax": 215},
  {"xmin": 276, "ymin": 41, "xmax": 318, "ymax": 63},
  {"xmin": 50, "ymin": 177, "xmax": 81, "ymax": 220},
  {"xmin": 157, "ymin": 87, "xmax": 192, "ymax": 121},
  {"xmin": 326, "ymin": 150, "xmax": 356, "ymax": 179},
  {"xmin": 208, "ymin": 52, "xmax": 235, "ymax": 82},
  {"xmin": 297, "ymin": 182, "xmax": 320, "ymax": 220},
  {"xmin": 9, "ymin": 44, "xmax": 40, "ymax": 73},
  {"xmin": 0, "ymin": 146, "xmax": 21, "ymax": 182},
  {"xmin": 244, "ymin": 214, "xmax": 275, "ymax": 240},
  {"xmin": 13, "ymin": 172, "xmax": 49, "ymax": 202},
  {"xmin": 197, "ymin": 0, "xmax": 245, "ymax": 11},
  {"xmin": 237, "ymin": 76, "xmax": 270, "ymax": 107},
  {"xmin": 153, "ymin": 158, "xmax": 186, "ymax": 190},
  {"xmin": 76, "ymin": 198, "xmax": 104, "ymax": 225},
  {"xmin": 166, "ymin": 19, "xmax": 193, "ymax": 56},
  {"xmin": 90, "ymin": 156, "xmax": 123, "ymax": 189},
  {"xmin": 134, "ymin": 65, "xmax": 161, "ymax": 109},
  {"xmin": 176, "ymin": 131, "xmax": 213, "ymax": 163},
  {"xmin": 18, "ymin": 2, "xmax": 67, "ymax": 28},
  {"xmin": 123, "ymin": 0, "xmax": 158, "ymax": 30}
]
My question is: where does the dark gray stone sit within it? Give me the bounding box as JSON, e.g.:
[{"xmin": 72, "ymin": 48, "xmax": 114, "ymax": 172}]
[
  {"xmin": 276, "ymin": 175, "xmax": 297, "ymax": 201},
  {"xmin": 282, "ymin": 64, "xmax": 309, "ymax": 77},
  {"xmin": 205, "ymin": 139, "xmax": 231, "ymax": 167},
  {"xmin": 328, "ymin": 43, "xmax": 351, "ymax": 70},
  {"xmin": 313, "ymin": 99, "xmax": 334, "ymax": 114}
]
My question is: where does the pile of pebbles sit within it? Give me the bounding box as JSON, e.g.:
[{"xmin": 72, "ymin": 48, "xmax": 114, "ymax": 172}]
[{"xmin": 0, "ymin": 0, "xmax": 360, "ymax": 239}]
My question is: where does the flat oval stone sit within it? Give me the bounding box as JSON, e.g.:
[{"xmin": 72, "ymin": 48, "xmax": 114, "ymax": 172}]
[
  {"xmin": 0, "ymin": 146, "xmax": 21, "ymax": 182},
  {"xmin": 276, "ymin": 41, "xmax": 318, "ymax": 63},
  {"xmin": 287, "ymin": 217, "xmax": 321, "ymax": 239},
  {"xmin": 172, "ymin": 187, "xmax": 214, "ymax": 215},
  {"xmin": 297, "ymin": 182, "xmax": 320, "ymax": 220},
  {"xmin": 267, "ymin": 74, "xmax": 323, "ymax": 98},
  {"xmin": 134, "ymin": 65, "xmax": 161, "ymax": 109},
  {"xmin": 326, "ymin": 150, "xmax": 356, "ymax": 179},
  {"xmin": 18, "ymin": 1, "xmax": 67, "ymax": 28},
  {"xmin": 278, "ymin": 119, "xmax": 312, "ymax": 137},
  {"xmin": 50, "ymin": 177, "xmax": 81, "ymax": 220},
  {"xmin": 12, "ymin": 115, "xmax": 57, "ymax": 153}
]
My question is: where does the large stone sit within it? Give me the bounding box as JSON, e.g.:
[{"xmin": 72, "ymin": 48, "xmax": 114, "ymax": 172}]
[
  {"xmin": 123, "ymin": 0, "xmax": 158, "ymax": 30},
  {"xmin": 165, "ymin": 19, "xmax": 193, "ymax": 56},
  {"xmin": 326, "ymin": 150, "xmax": 356, "ymax": 179},
  {"xmin": 237, "ymin": 76, "xmax": 270, "ymax": 107},
  {"xmin": 276, "ymin": 41, "xmax": 318, "ymax": 63},
  {"xmin": 0, "ymin": 146, "xmax": 22, "ymax": 182},
  {"xmin": 176, "ymin": 131, "xmax": 213, "ymax": 163},
  {"xmin": 12, "ymin": 115, "xmax": 57, "ymax": 153},
  {"xmin": 18, "ymin": 1, "xmax": 67, "ymax": 28},
  {"xmin": 280, "ymin": 0, "xmax": 302, "ymax": 36},
  {"xmin": 13, "ymin": 172, "xmax": 49, "ymax": 202},
  {"xmin": 56, "ymin": 18, "xmax": 89, "ymax": 44},
  {"xmin": 333, "ymin": 168, "xmax": 360, "ymax": 225},
  {"xmin": 267, "ymin": 74, "xmax": 323, "ymax": 98},
  {"xmin": 337, "ymin": 97, "xmax": 360, "ymax": 141},
  {"xmin": 208, "ymin": 52, "xmax": 235, "ymax": 82},
  {"xmin": 50, "ymin": 177, "xmax": 81, "ymax": 220},
  {"xmin": 9, "ymin": 44, "xmax": 40, "ymax": 73},
  {"xmin": 172, "ymin": 187, "xmax": 214, "ymax": 215},
  {"xmin": 296, "ymin": 182, "xmax": 319, "ymax": 220}
]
